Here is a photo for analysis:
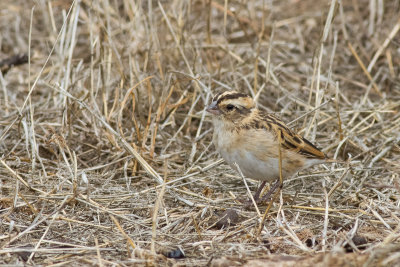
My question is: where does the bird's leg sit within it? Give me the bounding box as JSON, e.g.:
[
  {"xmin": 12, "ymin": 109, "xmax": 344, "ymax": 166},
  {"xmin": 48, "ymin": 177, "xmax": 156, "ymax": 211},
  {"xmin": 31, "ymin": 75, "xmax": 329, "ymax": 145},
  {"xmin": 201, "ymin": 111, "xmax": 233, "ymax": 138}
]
[
  {"xmin": 243, "ymin": 180, "xmax": 279, "ymax": 209},
  {"xmin": 259, "ymin": 179, "xmax": 280, "ymax": 202},
  {"xmin": 253, "ymin": 181, "xmax": 267, "ymax": 202},
  {"xmin": 241, "ymin": 181, "xmax": 266, "ymax": 208}
]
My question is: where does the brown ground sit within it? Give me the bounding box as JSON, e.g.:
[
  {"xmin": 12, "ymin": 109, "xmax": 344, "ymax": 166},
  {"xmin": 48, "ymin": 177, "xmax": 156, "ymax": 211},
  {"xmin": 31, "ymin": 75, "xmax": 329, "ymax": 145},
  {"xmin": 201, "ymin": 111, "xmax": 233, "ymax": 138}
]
[{"xmin": 1, "ymin": 0, "xmax": 399, "ymax": 266}]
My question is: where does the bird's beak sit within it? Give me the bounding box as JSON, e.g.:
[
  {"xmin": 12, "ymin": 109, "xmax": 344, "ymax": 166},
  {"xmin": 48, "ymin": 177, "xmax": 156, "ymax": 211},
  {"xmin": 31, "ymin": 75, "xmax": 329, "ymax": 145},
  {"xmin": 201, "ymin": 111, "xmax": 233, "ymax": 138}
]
[{"xmin": 206, "ymin": 101, "xmax": 221, "ymax": 115}]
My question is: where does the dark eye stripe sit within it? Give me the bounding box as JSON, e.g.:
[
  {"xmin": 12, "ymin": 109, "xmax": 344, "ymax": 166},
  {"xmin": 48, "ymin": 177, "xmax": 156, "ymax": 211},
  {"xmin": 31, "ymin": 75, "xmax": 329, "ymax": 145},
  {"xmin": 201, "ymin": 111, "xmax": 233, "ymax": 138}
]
[{"xmin": 217, "ymin": 93, "xmax": 248, "ymax": 104}]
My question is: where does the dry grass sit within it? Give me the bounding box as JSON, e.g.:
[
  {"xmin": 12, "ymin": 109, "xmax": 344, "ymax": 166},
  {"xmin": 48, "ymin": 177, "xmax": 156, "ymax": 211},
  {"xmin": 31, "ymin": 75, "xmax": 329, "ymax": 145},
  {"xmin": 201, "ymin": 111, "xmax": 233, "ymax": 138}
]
[{"xmin": 1, "ymin": 0, "xmax": 400, "ymax": 266}]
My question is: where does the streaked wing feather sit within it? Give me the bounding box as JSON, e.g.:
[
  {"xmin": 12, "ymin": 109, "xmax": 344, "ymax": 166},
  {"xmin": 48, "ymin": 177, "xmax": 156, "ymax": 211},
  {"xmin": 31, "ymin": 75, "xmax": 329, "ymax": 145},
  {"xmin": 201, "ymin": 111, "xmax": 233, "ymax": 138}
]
[
  {"xmin": 281, "ymin": 129, "xmax": 326, "ymax": 159},
  {"xmin": 266, "ymin": 114, "xmax": 326, "ymax": 160}
]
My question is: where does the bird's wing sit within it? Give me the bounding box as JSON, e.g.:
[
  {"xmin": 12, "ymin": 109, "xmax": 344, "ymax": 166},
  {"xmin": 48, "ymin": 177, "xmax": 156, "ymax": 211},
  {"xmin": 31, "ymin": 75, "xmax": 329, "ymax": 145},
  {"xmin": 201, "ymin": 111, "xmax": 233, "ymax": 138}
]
[{"xmin": 266, "ymin": 115, "xmax": 326, "ymax": 160}]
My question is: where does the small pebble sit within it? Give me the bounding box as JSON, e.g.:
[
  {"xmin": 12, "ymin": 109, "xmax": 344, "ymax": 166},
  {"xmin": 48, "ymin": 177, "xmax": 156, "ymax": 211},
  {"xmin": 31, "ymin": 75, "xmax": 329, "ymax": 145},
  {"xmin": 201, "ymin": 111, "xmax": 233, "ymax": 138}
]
[
  {"xmin": 165, "ymin": 247, "xmax": 185, "ymax": 259},
  {"xmin": 345, "ymin": 235, "xmax": 368, "ymax": 252},
  {"xmin": 215, "ymin": 209, "xmax": 239, "ymax": 229}
]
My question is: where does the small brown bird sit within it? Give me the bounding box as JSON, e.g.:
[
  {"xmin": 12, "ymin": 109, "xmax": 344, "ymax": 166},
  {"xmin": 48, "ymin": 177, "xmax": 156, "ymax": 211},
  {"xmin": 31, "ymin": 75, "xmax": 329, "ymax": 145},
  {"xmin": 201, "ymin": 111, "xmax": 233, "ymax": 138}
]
[{"xmin": 206, "ymin": 91, "xmax": 328, "ymax": 203}]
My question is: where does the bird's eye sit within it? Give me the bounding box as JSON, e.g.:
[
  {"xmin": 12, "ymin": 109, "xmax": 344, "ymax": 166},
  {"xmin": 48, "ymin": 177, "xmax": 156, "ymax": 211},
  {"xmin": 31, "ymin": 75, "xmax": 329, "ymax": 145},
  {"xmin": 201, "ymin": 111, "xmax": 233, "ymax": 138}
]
[{"xmin": 226, "ymin": 104, "xmax": 235, "ymax": 111}]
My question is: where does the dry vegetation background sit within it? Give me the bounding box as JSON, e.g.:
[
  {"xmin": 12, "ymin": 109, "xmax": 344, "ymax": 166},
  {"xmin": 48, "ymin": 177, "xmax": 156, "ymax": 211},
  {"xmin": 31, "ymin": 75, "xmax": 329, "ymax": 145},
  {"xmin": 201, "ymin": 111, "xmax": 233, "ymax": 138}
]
[{"xmin": 1, "ymin": 0, "xmax": 400, "ymax": 266}]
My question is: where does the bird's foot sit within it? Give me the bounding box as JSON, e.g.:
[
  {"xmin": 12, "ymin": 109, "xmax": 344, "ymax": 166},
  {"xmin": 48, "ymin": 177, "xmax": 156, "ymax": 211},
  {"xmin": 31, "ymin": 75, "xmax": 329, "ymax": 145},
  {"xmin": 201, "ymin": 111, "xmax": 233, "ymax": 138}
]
[{"xmin": 241, "ymin": 180, "xmax": 281, "ymax": 210}]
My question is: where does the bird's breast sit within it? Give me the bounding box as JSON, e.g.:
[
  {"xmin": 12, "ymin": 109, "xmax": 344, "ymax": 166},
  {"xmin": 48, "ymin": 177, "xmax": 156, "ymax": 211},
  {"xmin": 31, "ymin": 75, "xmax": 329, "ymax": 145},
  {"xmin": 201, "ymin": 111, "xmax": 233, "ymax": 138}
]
[{"xmin": 212, "ymin": 125, "xmax": 306, "ymax": 181}]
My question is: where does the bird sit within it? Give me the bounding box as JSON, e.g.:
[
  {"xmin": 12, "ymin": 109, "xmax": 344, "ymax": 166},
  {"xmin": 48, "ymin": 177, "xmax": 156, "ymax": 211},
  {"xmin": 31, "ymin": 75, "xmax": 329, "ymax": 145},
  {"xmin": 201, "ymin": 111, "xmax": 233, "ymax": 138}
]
[{"xmin": 206, "ymin": 90, "xmax": 329, "ymax": 204}]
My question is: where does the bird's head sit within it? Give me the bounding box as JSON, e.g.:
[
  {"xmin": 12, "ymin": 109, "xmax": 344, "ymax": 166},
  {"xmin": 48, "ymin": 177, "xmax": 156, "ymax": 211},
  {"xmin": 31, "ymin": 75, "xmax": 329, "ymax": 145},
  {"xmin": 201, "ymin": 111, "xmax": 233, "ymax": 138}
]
[{"xmin": 206, "ymin": 91, "xmax": 255, "ymax": 123}]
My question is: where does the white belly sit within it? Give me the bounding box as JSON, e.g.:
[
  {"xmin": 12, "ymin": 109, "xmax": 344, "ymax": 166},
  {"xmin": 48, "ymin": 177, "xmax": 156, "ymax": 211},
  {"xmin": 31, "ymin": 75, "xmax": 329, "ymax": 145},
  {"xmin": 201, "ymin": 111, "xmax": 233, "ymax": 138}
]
[{"xmin": 219, "ymin": 149, "xmax": 282, "ymax": 181}]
